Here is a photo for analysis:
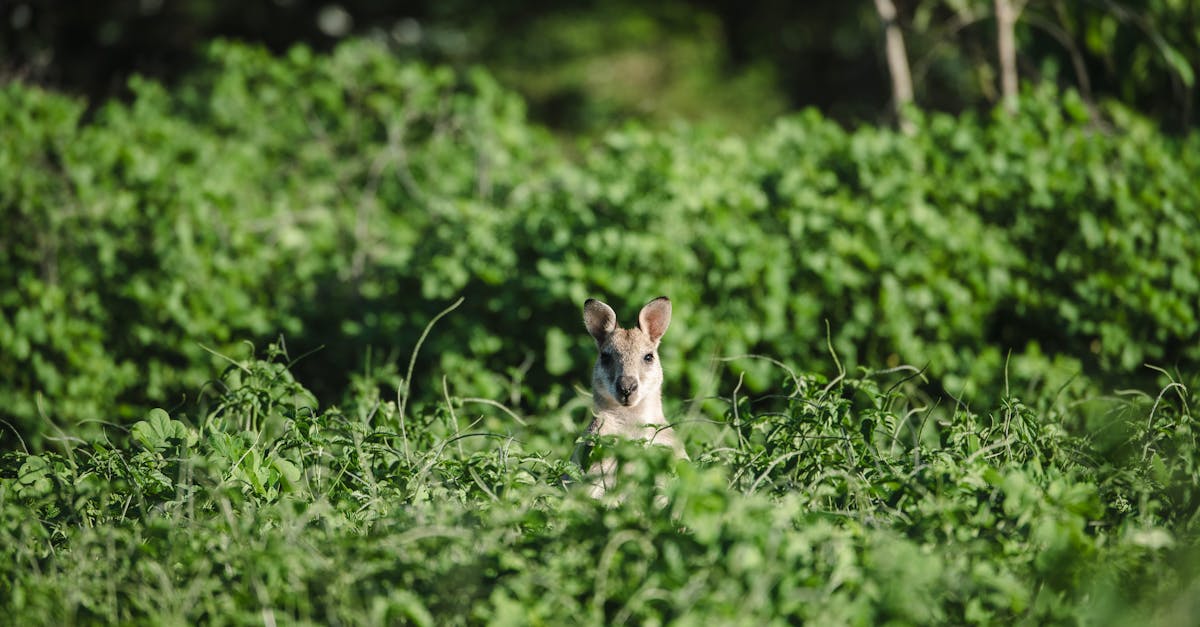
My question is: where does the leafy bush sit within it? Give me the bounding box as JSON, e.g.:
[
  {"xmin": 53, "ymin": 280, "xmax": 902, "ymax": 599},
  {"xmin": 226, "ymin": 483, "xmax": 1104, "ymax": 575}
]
[
  {"xmin": 0, "ymin": 40, "xmax": 545, "ymax": 443},
  {"xmin": 2, "ymin": 38, "xmax": 1199, "ymax": 454},
  {"xmin": 1, "ymin": 350, "xmax": 1196, "ymax": 623}
]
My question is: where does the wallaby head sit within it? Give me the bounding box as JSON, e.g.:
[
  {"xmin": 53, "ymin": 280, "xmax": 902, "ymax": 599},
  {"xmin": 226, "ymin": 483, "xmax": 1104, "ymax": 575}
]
[{"xmin": 583, "ymin": 297, "xmax": 671, "ymax": 412}]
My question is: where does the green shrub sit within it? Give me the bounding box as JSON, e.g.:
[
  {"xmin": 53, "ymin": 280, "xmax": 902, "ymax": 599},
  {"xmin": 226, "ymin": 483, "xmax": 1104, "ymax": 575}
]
[
  {"xmin": 0, "ymin": 41, "xmax": 545, "ymax": 444},
  {"xmin": 1, "ymin": 351, "xmax": 1195, "ymax": 623},
  {"xmin": 2, "ymin": 38, "xmax": 1198, "ymax": 454}
]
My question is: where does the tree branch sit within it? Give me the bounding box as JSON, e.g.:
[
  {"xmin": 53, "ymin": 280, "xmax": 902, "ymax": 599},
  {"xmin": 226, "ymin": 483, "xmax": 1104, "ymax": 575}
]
[{"xmin": 873, "ymin": 0, "xmax": 916, "ymax": 133}]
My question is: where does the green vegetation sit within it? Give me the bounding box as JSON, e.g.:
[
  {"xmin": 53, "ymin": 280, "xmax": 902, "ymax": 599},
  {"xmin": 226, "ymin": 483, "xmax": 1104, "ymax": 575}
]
[
  {"xmin": 2, "ymin": 346, "xmax": 1197, "ymax": 623},
  {"xmin": 7, "ymin": 1, "xmax": 1199, "ymax": 132},
  {"xmin": 2, "ymin": 40, "xmax": 1199, "ymax": 623}
]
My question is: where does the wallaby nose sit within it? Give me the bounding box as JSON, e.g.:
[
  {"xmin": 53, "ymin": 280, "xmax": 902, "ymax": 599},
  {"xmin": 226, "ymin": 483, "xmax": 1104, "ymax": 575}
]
[{"xmin": 617, "ymin": 376, "xmax": 638, "ymax": 399}]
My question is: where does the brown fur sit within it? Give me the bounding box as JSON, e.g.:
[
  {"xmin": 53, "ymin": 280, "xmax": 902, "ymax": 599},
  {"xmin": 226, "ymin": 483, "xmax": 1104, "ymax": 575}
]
[{"xmin": 574, "ymin": 296, "xmax": 687, "ymax": 497}]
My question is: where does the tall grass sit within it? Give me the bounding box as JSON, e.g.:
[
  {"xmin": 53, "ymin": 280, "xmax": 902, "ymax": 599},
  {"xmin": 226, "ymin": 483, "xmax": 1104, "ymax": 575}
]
[{"xmin": 2, "ymin": 338, "xmax": 1196, "ymax": 624}]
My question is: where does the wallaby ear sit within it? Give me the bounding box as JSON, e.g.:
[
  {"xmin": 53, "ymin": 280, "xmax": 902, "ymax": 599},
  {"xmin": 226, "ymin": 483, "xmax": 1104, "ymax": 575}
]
[
  {"xmin": 583, "ymin": 298, "xmax": 618, "ymax": 345},
  {"xmin": 638, "ymin": 296, "xmax": 672, "ymax": 344}
]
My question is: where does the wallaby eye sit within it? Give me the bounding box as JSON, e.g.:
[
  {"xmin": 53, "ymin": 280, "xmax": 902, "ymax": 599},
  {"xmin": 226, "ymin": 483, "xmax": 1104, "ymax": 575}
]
[
  {"xmin": 643, "ymin": 353, "xmax": 654, "ymax": 363},
  {"xmin": 600, "ymin": 352, "xmax": 613, "ymax": 366}
]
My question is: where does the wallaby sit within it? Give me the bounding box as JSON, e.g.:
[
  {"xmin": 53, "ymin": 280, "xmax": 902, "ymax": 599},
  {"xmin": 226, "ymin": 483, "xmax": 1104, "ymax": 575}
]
[{"xmin": 572, "ymin": 296, "xmax": 688, "ymax": 498}]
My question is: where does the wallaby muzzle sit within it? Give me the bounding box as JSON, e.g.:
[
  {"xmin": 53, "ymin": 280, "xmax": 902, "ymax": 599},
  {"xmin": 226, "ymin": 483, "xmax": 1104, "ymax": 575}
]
[{"xmin": 617, "ymin": 376, "xmax": 638, "ymax": 404}]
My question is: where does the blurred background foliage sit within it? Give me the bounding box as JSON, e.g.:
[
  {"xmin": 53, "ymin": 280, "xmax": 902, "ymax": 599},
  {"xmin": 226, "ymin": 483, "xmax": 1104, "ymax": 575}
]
[
  {"xmin": 2, "ymin": 0, "xmax": 1198, "ymax": 134},
  {"xmin": 0, "ymin": 1, "xmax": 1198, "ymax": 449},
  {"xmin": 2, "ymin": 36, "xmax": 1199, "ymax": 449}
]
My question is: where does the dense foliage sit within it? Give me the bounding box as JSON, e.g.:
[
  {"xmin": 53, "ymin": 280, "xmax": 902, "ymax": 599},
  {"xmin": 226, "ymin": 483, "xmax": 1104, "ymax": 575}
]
[
  {"xmin": 3, "ymin": 39, "xmax": 1199, "ymax": 447},
  {"xmin": 2, "ymin": 40, "xmax": 1199, "ymax": 622},
  {"xmin": 1, "ymin": 347, "xmax": 1197, "ymax": 623}
]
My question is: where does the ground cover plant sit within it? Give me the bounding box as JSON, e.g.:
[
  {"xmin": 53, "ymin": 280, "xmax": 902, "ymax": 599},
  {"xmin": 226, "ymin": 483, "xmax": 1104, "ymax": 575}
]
[
  {"xmin": 2, "ymin": 39, "xmax": 1199, "ymax": 623},
  {"xmin": 2, "ymin": 345, "xmax": 1197, "ymax": 623}
]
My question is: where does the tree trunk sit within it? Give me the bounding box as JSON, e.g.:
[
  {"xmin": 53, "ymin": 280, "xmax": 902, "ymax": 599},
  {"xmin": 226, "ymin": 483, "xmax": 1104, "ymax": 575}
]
[
  {"xmin": 873, "ymin": 0, "xmax": 915, "ymax": 133},
  {"xmin": 995, "ymin": 0, "xmax": 1019, "ymax": 112}
]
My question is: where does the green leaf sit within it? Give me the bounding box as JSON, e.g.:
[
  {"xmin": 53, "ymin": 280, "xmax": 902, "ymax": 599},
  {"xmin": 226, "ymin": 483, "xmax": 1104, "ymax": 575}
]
[
  {"xmin": 16, "ymin": 455, "xmax": 53, "ymax": 498},
  {"xmin": 131, "ymin": 408, "xmax": 190, "ymax": 452},
  {"xmin": 272, "ymin": 457, "xmax": 301, "ymax": 486},
  {"xmin": 544, "ymin": 327, "xmax": 573, "ymax": 376}
]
